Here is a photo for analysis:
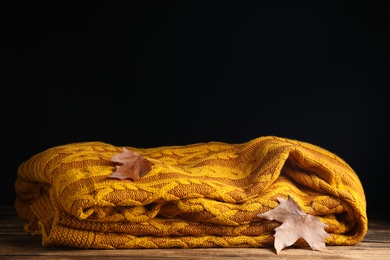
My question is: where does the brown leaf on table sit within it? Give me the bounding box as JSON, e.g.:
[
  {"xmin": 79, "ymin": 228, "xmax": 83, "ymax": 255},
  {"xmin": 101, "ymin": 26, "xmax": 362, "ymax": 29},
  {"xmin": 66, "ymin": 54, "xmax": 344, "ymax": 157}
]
[
  {"xmin": 256, "ymin": 195, "xmax": 331, "ymax": 254},
  {"xmin": 108, "ymin": 148, "xmax": 153, "ymax": 181}
]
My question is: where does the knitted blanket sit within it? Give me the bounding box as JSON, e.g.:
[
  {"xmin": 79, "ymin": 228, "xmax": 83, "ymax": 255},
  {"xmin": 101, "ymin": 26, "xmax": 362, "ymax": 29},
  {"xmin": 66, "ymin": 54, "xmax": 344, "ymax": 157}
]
[{"xmin": 14, "ymin": 136, "xmax": 367, "ymax": 249}]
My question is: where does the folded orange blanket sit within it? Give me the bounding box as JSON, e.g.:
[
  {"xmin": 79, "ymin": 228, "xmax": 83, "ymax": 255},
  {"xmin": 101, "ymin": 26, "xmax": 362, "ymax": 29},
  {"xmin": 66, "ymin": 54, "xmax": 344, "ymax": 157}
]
[{"xmin": 14, "ymin": 136, "xmax": 367, "ymax": 249}]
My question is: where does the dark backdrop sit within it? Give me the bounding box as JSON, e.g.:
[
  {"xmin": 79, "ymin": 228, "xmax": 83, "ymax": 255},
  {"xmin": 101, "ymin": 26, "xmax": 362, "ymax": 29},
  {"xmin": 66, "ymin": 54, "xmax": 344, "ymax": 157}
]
[{"xmin": 2, "ymin": 1, "xmax": 389, "ymax": 217}]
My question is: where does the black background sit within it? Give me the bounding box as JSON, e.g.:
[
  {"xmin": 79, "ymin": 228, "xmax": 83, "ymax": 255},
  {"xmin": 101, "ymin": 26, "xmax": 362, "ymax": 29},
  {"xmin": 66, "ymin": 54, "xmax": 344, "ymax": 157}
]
[{"xmin": 2, "ymin": 1, "xmax": 389, "ymax": 217}]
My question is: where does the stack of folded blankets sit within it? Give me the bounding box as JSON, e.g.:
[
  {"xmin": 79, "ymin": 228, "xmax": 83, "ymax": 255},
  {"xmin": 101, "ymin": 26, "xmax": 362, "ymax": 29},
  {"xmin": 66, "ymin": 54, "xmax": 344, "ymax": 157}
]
[{"xmin": 14, "ymin": 136, "xmax": 367, "ymax": 249}]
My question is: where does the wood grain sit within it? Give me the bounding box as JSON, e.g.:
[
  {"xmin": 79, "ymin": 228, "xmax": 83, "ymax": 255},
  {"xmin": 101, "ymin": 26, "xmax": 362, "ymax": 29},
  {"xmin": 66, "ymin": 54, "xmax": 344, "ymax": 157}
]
[{"xmin": 1, "ymin": 206, "xmax": 389, "ymax": 260}]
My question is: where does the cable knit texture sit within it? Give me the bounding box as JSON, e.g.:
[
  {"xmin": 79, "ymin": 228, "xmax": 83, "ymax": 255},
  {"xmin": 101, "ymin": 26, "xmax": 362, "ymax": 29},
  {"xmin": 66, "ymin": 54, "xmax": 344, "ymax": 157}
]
[{"xmin": 14, "ymin": 136, "xmax": 367, "ymax": 249}]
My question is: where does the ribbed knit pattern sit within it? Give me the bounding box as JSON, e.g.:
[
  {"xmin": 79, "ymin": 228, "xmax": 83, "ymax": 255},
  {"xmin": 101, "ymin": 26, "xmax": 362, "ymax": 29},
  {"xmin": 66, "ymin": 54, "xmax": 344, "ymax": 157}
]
[{"xmin": 14, "ymin": 136, "xmax": 367, "ymax": 249}]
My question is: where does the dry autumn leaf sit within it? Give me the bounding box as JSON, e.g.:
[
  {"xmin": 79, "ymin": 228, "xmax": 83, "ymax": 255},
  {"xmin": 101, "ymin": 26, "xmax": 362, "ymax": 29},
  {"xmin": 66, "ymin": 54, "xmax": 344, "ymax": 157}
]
[
  {"xmin": 257, "ymin": 195, "xmax": 331, "ymax": 254},
  {"xmin": 109, "ymin": 148, "xmax": 153, "ymax": 181}
]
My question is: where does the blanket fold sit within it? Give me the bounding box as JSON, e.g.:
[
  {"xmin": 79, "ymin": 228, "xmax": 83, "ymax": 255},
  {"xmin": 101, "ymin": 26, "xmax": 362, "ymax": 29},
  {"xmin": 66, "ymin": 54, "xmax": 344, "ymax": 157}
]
[{"xmin": 14, "ymin": 136, "xmax": 367, "ymax": 249}]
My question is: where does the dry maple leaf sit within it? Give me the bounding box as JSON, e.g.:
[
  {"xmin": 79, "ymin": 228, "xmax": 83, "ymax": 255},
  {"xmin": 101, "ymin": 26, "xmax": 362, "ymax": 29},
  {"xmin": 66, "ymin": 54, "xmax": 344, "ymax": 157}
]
[
  {"xmin": 257, "ymin": 195, "xmax": 331, "ymax": 254},
  {"xmin": 109, "ymin": 148, "xmax": 153, "ymax": 181}
]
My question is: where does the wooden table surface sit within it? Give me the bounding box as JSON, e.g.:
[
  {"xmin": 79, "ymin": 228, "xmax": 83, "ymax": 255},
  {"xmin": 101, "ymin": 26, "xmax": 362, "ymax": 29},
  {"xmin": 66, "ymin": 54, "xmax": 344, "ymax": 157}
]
[{"xmin": 1, "ymin": 206, "xmax": 389, "ymax": 260}]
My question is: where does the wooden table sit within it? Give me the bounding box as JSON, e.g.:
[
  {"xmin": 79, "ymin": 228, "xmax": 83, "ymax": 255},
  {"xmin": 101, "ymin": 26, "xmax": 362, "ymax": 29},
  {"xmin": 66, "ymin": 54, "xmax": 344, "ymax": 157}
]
[{"xmin": 1, "ymin": 206, "xmax": 389, "ymax": 259}]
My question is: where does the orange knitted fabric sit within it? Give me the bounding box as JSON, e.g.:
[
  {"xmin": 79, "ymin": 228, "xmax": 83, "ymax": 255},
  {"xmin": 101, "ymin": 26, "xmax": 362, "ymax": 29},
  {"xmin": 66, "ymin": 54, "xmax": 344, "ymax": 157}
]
[{"xmin": 14, "ymin": 136, "xmax": 367, "ymax": 249}]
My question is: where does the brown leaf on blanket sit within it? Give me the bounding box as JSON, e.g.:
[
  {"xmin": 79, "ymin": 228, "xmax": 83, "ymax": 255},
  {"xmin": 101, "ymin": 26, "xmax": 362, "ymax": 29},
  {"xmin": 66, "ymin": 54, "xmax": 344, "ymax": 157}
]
[
  {"xmin": 108, "ymin": 148, "xmax": 153, "ymax": 181},
  {"xmin": 256, "ymin": 195, "xmax": 331, "ymax": 254}
]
